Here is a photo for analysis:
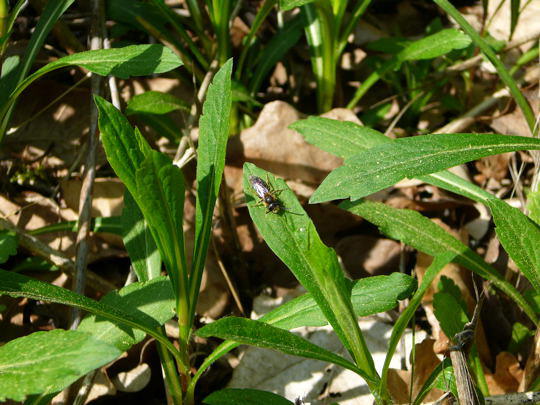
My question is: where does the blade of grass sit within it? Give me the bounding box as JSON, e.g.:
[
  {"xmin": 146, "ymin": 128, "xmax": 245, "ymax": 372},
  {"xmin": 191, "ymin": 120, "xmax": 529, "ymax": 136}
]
[
  {"xmin": 247, "ymin": 16, "xmax": 303, "ymax": 94},
  {"xmin": 433, "ymin": 0, "xmax": 536, "ymax": 135},
  {"xmin": 236, "ymin": 0, "xmax": 278, "ymax": 78}
]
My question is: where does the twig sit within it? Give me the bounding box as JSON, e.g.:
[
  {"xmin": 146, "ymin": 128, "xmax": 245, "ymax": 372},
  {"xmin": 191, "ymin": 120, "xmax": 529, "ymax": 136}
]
[
  {"xmin": 70, "ymin": 0, "xmax": 104, "ymax": 329},
  {"xmin": 447, "ymin": 294, "xmax": 485, "ymax": 405},
  {"xmin": 0, "ymin": 217, "xmax": 116, "ymax": 291}
]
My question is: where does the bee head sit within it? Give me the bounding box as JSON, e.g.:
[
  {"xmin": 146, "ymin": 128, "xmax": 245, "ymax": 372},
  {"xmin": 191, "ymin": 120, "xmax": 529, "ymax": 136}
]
[{"xmin": 267, "ymin": 202, "xmax": 281, "ymax": 213}]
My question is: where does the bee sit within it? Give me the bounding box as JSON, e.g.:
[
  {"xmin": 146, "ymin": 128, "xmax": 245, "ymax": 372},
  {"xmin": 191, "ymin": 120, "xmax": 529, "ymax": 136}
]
[{"xmin": 249, "ymin": 175, "xmax": 285, "ymax": 214}]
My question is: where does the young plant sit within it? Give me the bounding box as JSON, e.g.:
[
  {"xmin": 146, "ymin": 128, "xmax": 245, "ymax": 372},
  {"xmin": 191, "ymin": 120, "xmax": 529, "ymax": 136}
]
[
  {"xmin": 0, "ymin": 56, "xmax": 232, "ymax": 405},
  {"xmin": 289, "ymin": 116, "xmax": 539, "ymax": 401}
]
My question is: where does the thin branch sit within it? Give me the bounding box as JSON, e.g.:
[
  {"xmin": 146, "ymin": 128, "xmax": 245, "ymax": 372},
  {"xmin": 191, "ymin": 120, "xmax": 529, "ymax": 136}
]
[{"xmin": 70, "ymin": 0, "xmax": 105, "ymax": 329}]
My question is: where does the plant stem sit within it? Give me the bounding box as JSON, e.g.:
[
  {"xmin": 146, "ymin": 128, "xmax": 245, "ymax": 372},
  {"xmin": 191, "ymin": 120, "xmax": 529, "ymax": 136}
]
[{"xmin": 157, "ymin": 338, "xmax": 184, "ymax": 405}]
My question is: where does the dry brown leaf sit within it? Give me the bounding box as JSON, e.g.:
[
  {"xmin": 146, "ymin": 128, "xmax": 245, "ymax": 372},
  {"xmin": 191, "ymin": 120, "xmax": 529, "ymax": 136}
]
[
  {"xmin": 387, "ymin": 339, "xmax": 444, "ymax": 403},
  {"xmin": 335, "ymin": 235, "xmax": 401, "ymax": 278},
  {"xmin": 484, "ymin": 352, "xmax": 524, "ymax": 395},
  {"xmin": 234, "ymin": 101, "xmax": 353, "ymax": 184}
]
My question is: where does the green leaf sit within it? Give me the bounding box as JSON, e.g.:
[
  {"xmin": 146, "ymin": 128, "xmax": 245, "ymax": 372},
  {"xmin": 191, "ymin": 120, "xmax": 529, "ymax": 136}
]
[
  {"xmin": 0, "ymin": 269, "xmax": 185, "ymax": 372},
  {"xmin": 290, "ymin": 117, "xmax": 495, "ymax": 203},
  {"xmin": 32, "ymin": 44, "xmax": 182, "ymax": 79},
  {"xmin": 121, "ymin": 191, "xmax": 161, "ymax": 282},
  {"xmin": 97, "ymin": 94, "xmax": 188, "ymax": 339},
  {"xmin": 78, "ymin": 276, "xmax": 175, "ymax": 351},
  {"xmin": 11, "ymin": 45, "xmax": 183, "ymax": 105},
  {"xmin": 95, "ymin": 95, "xmax": 150, "ymax": 193},
  {"xmin": 196, "ymin": 317, "xmax": 374, "ymax": 382},
  {"xmin": 135, "ymin": 151, "xmax": 187, "ymax": 305},
  {"xmin": 260, "ymin": 273, "xmax": 417, "ymax": 330},
  {"xmin": 189, "ymin": 59, "xmax": 233, "ymax": 321},
  {"xmin": 0, "ymin": 329, "xmax": 120, "ymax": 402},
  {"xmin": 347, "ymin": 28, "xmax": 471, "ymax": 109},
  {"xmin": 311, "ymin": 133, "xmax": 540, "ymax": 203},
  {"xmin": 341, "ymin": 200, "xmax": 537, "ymax": 323},
  {"xmin": 126, "ymin": 91, "xmax": 189, "ymax": 116},
  {"xmin": 433, "ymin": 276, "xmax": 469, "ymax": 338},
  {"xmin": 289, "ymin": 116, "xmax": 391, "ymax": 159},
  {"xmin": 0, "ymin": 230, "xmax": 17, "ymax": 264},
  {"xmin": 243, "ymin": 163, "xmax": 379, "ymax": 384},
  {"xmin": 486, "ymin": 199, "xmax": 540, "ymax": 293},
  {"xmin": 396, "ymin": 28, "xmax": 471, "ymax": 62},
  {"xmin": 203, "ymin": 388, "xmax": 293, "ymax": 405},
  {"xmin": 29, "ymin": 216, "xmax": 122, "ymax": 236}
]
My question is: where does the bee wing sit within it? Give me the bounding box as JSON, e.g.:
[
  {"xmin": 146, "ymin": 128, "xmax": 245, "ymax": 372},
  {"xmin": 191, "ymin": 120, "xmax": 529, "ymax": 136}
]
[{"xmin": 249, "ymin": 176, "xmax": 269, "ymax": 198}]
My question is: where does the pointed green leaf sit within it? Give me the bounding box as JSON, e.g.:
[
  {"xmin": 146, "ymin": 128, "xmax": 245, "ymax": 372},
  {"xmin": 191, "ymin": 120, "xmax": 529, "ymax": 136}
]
[
  {"xmin": 95, "ymin": 95, "xmax": 149, "ymax": 192},
  {"xmin": 189, "ymin": 59, "xmax": 233, "ymax": 317},
  {"xmin": 78, "ymin": 276, "xmax": 175, "ymax": 351},
  {"xmin": 291, "ymin": 117, "xmax": 494, "ymax": 203},
  {"xmin": 486, "ymin": 198, "xmax": 540, "ymax": 293},
  {"xmin": 204, "ymin": 388, "xmax": 293, "ymax": 405},
  {"xmin": 243, "ymin": 163, "xmax": 378, "ymax": 384},
  {"xmin": 0, "ymin": 329, "xmax": 120, "ymax": 402},
  {"xmin": 7, "ymin": 45, "xmax": 183, "ymax": 115},
  {"xmin": 341, "ymin": 199, "xmax": 537, "ymax": 323},
  {"xmin": 0, "ymin": 269, "xmax": 183, "ymax": 370},
  {"xmin": 311, "ymin": 133, "xmax": 540, "ymax": 203},
  {"xmin": 121, "ymin": 191, "xmax": 161, "ymax": 282},
  {"xmin": 197, "ymin": 317, "xmax": 373, "ymax": 382},
  {"xmin": 135, "ymin": 151, "xmax": 187, "ymax": 301},
  {"xmin": 396, "ymin": 28, "xmax": 470, "ymax": 62},
  {"xmin": 260, "ymin": 272, "xmax": 416, "ymax": 330}
]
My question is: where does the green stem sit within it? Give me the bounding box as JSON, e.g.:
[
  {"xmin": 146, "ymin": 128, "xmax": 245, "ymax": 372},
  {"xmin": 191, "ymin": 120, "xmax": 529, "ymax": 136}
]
[
  {"xmin": 337, "ymin": 0, "xmax": 372, "ymax": 56},
  {"xmin": 0, "ymin": 0, "xmax": 7, "ymax": 39},
  {"xmin": 157, "ymin": 334, "xmax": 184, "ymax": 405},
  {"xmin": 433, "ymin": 0, "xmax": 537, "ymax": 136}
]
